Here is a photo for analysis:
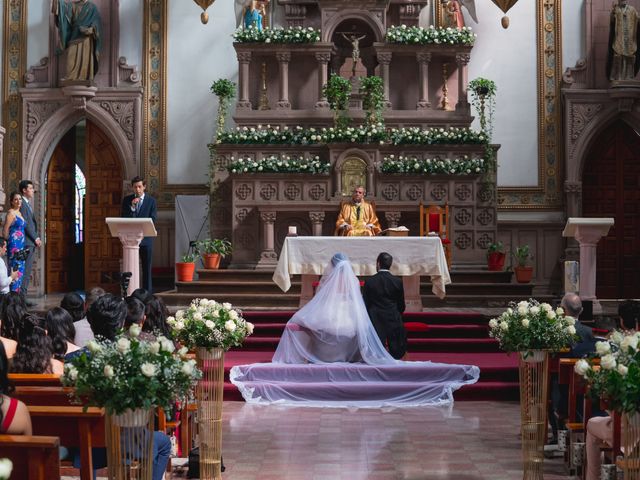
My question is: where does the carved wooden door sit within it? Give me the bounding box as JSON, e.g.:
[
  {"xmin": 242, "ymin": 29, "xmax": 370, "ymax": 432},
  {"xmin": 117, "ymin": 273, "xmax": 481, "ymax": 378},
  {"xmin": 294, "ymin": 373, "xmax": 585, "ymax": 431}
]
[
  {"xmin": 582, "ymin": 121, "xmax": 640, "ymax": 298},
  {"xmin": 45, "ymin": 129, "xmax": 76, "ymax": 293},
  {"xmin": 84, "ymin": 121, "xmax": 123, "ymax": 294}
]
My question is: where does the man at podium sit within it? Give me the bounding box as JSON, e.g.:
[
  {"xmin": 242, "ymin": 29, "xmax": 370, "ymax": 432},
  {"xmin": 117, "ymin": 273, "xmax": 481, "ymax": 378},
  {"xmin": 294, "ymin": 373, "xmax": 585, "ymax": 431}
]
[
  {"xmin": 121, "ymin": 176, "xmax": 157, "ymax": 293},
  {"xmin": 335, "ymin": 186, "xmax": 381, "ymax": 236}
]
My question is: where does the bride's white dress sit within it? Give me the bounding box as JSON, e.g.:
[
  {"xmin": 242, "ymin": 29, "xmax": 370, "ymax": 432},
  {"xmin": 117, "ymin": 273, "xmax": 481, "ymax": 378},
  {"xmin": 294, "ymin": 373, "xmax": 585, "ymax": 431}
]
[{"xmin": 231, "ymin": 253, "xmax": 479, "ymax": 407}]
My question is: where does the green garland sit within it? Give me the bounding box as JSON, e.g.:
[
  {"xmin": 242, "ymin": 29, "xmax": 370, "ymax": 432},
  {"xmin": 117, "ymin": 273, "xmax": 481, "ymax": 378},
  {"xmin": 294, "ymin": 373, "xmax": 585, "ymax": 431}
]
[
  {"xmin": 323, "ymin": 74, "xmax": 352, "ymax": 129},
  {"xmin": 233, "ymin": 26, "xmax": 321, "ymax": 44},
  {"xmin": 360, "ymin": 76, "xmax": 385, "ymax": 128},
  {"xmin": 380, "ymin": 155, "xmax": 487, "ymax": 175},
  {"xmin": 385, "ymin": 25, "xmax": 476, "ymax": 46},
  {"xmin": 228, "ymin": 154, "xmax": 330, "ymax": 174},
  {"xmin": 210, "ymin": 78, "xmax": 236, "ymax": 137}
]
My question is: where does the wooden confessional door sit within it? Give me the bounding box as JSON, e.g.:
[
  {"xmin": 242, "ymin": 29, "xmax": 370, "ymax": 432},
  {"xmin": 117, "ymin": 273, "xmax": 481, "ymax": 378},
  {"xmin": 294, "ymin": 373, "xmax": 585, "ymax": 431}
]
[
  {"xmin": 84, "ymin": 121, "xmax": 123, "ymax": 294},
  {"xmin": 582, "ymin": 121, "xmax": 640, "ymax": 299},
  {"xmin": 46, "ymin": 129, "xmax": 76, "ymax": 292}
]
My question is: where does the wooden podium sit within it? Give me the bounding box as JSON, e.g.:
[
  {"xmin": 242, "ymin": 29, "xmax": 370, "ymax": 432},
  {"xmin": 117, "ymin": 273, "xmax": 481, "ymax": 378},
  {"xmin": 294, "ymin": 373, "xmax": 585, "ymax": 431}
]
[{"xmin": 106, "ymin": 218, "xmax": 157, "ymax": 295}]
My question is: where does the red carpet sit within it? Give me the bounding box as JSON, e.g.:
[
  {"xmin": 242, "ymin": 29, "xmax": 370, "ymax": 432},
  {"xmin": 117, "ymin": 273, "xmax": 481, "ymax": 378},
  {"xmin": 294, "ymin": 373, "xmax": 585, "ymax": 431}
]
[{"xmin": 225, "ymin": 311, "xmax": 519, "ymax": 401}]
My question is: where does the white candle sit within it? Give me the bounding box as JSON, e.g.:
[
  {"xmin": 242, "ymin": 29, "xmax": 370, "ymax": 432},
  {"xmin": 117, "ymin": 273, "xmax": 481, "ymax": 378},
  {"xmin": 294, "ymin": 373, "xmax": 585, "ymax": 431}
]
[{"xmin": 288, "ymin": 226, "xmax": 297, "ymax": 235}]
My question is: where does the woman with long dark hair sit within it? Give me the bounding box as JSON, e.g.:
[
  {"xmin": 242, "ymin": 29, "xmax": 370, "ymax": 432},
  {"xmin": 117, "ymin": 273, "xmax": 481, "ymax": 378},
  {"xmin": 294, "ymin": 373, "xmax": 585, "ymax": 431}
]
[
  {"xmin": 2, "ymin": 192, "xmax": 27, "ymax": 293},
  {"xmin": 45, "ymin": 307, "xmax": 80, "ymax": 361},
  {"xmin": 0, "ymin": 341, "xmax": 32, "ymax": 434},
  {"xmin": 143, "ymin": 296, "xmax": 172, "ymax": 339},
  {"xmin": 60, "ymin": 292, "xmax": 85, "ymax": 322},
  {"xmin": 0, "ymin": 291, "xmax": 27, "ymax": 341},
  {"xmin": 11, "ymin": 314, "xmax": 63, "ymax": 374}
]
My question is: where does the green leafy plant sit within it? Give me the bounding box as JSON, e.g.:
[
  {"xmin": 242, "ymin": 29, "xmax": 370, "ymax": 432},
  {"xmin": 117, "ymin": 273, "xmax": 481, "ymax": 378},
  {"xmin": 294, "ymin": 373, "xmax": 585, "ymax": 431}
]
[
  {"xmin": 323, "ymin": 74, "xmax": 352, "ymax": 129},
  {"xmin": 360, "ymin": 75, "xmax": 385, "ymax": 128},
  {"xmin": 168, "ymin": 298, "xmax": 254, "ymax": 350},
  {"xmin": 181, "ymin": 251, "xmax": 198, "ymax": 263},
  {"xmin": 575, "ymin": 331, "xmax": 640, "ymax": 414},
  {"xmin": 487, "ymin": 241, "xmax": 505, "ymax": 257},
  {"xmin": 488, "ymin": 299, "xmax": 579, "ymax": 355},
  {"xmin": 513, "ymin": 245, "xmax": 532, "ymax": 267},
  {"xmin": 468, "ymin": 77, "xmax": 497, "ymax": 139},
  {"xmin": 62, "ymin": 326, "xmax": 201, "ymax": 414},
  {"xmin": 210, "ymin": 78, "xmax": 236, "ymax": 136},
  {"xmin": 196, "ymin": 238, "xmax": 233, "ymax": 257}
]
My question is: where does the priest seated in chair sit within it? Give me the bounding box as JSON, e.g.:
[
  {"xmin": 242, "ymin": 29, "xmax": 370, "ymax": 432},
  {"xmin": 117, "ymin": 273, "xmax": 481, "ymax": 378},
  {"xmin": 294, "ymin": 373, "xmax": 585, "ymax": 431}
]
[{"xmin": 335, "ymin": 186, "xmax": 381, "ymax": 236}]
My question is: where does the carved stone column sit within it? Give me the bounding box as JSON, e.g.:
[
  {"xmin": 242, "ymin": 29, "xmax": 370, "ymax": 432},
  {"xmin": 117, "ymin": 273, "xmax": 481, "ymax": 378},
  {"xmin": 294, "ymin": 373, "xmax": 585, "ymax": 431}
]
[
  {"xmin": 276, "ymin": 52, "xmax": 292, "ymax": 109},
  {"xmin": 315, "ymin": 52, "xmax": 331, "ymax": 109},
  {"xmin": 385, "ymin": 211, "xmax": 401, "ymax": 229},
  {"xmin": 257, "ymin": 211, "xmax": 278, "ymax": 269},
  {"xmin": 237, "ymin": 51, "xmax": 252, "ymax": 110},
  {"xmin": 455, "ymin": 53, "xmax": 470, "ymax": 112},
  {"xmin": 416, "ymin": 52, "xmax": 432, "ymax": 110},
  {"xmin": 377, "ymin": 52, "xmax": 392, "ymax": 108},
  {"xmin": 309, "ymin": 211, "xmax": 325, "ymax": 236}
]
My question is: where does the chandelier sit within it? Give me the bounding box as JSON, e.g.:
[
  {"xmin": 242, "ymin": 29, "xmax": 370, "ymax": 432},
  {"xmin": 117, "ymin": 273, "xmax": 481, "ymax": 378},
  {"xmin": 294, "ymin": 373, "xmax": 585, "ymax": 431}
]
[
  {"xmin": 193, "ymin": 0, "xmax": 216, "ymax": 24},
  {"xmin": 491, "ymin": 0, "xmax": 519, "ymax": 28}
]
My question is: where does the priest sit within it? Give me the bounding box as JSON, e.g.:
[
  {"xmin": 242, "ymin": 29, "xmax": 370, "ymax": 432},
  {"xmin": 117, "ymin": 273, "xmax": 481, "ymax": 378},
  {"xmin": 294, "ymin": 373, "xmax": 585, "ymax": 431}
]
[{"xmin": 335, "ymin": 186, "xmax": 381, "ymax": 236}]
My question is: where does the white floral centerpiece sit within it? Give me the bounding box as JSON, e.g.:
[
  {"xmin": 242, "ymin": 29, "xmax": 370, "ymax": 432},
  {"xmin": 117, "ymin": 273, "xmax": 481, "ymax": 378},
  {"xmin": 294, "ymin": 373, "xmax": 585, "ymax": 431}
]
[
  {"xmin": 385, "ymin": 25, "xmax": 476, "ymax": 46},
  {"xmin": 380, "ymin": 155, "xmax": 486, "ymax": 175},
  {"xmin": 61, "ymin": 325, "xmax": 201, "ymax": 414},
  {"xmin": 575, "ymin": 331, "xmax": 640, "ymax": 414},
  {"xmin": 0, "ymin": 459, "xmax": 12, "ymax": 480},
  {"xmin": 168, "ymin": 299, "xmax": 254, "ymax": 351},
  {"xmin": 228, "ymin": 154, "xmax": 329, "ymax": 174},
  {"xmin": 233, "ymin": 25, "xmax": 320, "ymax": 44},
  {"xmin": 488, "ymin": 299, "xmax": 579, "ymax": 357}
]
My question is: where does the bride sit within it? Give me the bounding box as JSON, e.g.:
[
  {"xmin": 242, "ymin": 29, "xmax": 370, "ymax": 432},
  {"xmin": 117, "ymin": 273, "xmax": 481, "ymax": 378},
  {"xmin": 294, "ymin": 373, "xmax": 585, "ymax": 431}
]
[{"xmin": 272, "ymin": 252, "xmax": 394, "ymax": 365}]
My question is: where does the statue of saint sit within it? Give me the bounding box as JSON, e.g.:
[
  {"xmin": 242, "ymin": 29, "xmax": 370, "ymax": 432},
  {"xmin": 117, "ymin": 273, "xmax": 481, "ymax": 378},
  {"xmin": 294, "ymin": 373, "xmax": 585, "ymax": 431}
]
[
  {"xmin": 244, "ymin": 0, "xmax": 264, "ymax": 31},
  {"xmin": 335, "ymin": 186, "xmax": 381, "ymax": 237},
  {"xmin": 442, "ymin": 0, "xmax": 465, "ymax": 29},
  {"xmin": 607, "ymin": 0, "xmax": 640, "ymax": 81},
  {"xmin": 52, "ymin": 0, "xmax": 102, "ymax": 83},
  {"xmin": 341, "ymin": 33, "xmax": 366, "ymax": 78}
]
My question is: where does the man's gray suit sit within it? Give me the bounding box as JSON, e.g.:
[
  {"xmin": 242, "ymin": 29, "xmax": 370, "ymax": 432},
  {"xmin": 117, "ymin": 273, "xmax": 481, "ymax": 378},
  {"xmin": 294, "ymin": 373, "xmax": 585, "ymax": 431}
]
[{"xmin": 20, "ymin": 197, "xmax": 38, "ymax": 297}]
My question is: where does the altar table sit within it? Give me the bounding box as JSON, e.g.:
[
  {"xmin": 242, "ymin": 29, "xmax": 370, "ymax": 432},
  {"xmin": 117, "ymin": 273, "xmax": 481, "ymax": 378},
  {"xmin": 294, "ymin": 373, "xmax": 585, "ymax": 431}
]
[{"xmin": 272, "ymin": 236, "xmax": 451, "ymax": 312}]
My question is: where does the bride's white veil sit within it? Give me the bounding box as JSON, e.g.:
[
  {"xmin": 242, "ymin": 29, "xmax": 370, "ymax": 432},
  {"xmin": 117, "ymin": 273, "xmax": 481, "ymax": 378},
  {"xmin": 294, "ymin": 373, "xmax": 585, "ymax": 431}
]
[{"xmin": 272, "ymin": 253, "xmax": 396, "ymax": 365}]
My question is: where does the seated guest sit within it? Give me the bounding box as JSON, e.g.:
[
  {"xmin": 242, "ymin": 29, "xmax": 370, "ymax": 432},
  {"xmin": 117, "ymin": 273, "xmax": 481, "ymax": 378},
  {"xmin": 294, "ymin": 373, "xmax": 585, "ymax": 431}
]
[
  {"xmin": 45, "ymin": 307, "xmax": 81, "ymax": 361},
  {"xmin": 0, "ymin": 237, "xmax": 20, "ymax": 294},
  {"xmin": 0, "ymin": 342, "xmax": 32, "ymax": 435},
  {"xmin": 561, "ymin": 293, "xmax": 596, "ymax": 357},
  {"xmin": 11, "ymin": 314, "xmax": 63, "ymax": 375},
  {"xmin": 130, "ymin": 288, "xmax": 153, "ymax": 306},
  {"xmin": 124, "ymin": 296, "xmax": 155, "ymax": 341},
  {"xmin": 143, "ymin": 296, "xmax": 173, "ymax": 339},
  {"xmin": 0, "ymin": 292, "xmax": 27, "ymax": 341},
  {"xmin": 585, "ymin": 300, "xmax": 640, "ymax": 480},
  {"xmin": 0, "ymin": 320, "xmax": 16, "ymax": 359},
  {"xmin": 61, "ymin": 291, "xmax": 93, "ymax": 347},
  {"xmin": 335, "ymin": 186, "xmax": 381, "ymax": 236},
  {"xmin": 86, "ymin": 286, "xmax": 106, "ymax": 308}
]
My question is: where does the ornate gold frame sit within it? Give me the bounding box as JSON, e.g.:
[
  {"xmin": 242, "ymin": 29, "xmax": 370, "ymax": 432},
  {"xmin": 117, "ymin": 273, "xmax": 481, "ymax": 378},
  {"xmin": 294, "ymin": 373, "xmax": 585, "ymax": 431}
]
[{"xmin": 3, "ymin": 0, "xmax": 563, "ymax": 210}]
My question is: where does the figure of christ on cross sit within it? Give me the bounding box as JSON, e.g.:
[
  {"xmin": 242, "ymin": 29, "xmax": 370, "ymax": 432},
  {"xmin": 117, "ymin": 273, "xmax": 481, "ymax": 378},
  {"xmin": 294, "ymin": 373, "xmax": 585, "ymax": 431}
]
[{"xmin": 341, "ymin": 33, "xmax": 367, "ymax": 78}]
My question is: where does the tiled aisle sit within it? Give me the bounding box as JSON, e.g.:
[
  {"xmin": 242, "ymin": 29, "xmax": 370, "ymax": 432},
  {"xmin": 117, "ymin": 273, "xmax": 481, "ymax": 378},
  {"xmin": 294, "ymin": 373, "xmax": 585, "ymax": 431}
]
[{"xmin": 170, "ymin": 400, "xmax": 568, "ymax": 480}]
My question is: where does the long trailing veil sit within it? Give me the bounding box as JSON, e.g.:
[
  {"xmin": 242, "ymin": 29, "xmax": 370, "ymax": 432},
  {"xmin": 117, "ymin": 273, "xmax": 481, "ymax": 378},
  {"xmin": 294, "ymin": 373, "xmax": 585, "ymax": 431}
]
[{"xmin": 231, "ymin": 253, "xmax": 479, "ymax": 407}]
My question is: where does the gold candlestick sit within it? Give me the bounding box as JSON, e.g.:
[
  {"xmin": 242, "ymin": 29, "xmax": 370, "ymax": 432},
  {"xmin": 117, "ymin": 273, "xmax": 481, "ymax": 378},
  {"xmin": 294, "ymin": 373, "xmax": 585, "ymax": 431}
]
[
  {"xmin": 441, "ymin": 63, "xmax": 451, "ymax": 111},
  {"xmin": 258, "ymin": 62, "xmax": 270, "ymax": 111}
]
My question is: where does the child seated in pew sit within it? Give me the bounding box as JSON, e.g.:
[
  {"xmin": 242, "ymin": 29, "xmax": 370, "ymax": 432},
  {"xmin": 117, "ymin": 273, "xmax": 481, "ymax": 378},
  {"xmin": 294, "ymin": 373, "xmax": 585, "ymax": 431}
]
[
  {"xmin": 0, "ymin": 342, "xmax": 32, "ymax": 435},
  {"xmin": 11, "ymin": 314, "xmax": 63, "ymax": 375}
]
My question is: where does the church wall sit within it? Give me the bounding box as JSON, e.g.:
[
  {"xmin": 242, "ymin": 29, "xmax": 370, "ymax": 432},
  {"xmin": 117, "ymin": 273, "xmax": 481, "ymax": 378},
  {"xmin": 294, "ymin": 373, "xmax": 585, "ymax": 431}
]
[
  {"xmin": 562, "ymin": 0, "xmax": 585, "ymax": 72},
  {"xmin": 289, "ymin": 57, "xmax": 320, "ymax": 110},
  {"xmin": 26, "ymin": 0, "xmax": 48, "ymax": 73},
  {"xmin": 119, "ymin": 0, "xmax": 143, "ymax": 71}
]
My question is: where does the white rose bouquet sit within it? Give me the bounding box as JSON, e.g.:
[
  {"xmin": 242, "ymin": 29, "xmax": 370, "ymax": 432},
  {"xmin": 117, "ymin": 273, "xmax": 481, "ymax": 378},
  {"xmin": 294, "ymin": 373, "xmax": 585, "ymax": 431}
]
[
  {"xmin": 488, "ymin": 299, "xmax": 578, "ymax": 355},
  {"xmin": 61, "ymin": 325, "xmax": 201, "ymax": 415},
  {"xmin": 168, "ymin": 298, "xmax": 254, "ymax": 350},
  {"xmin": 0, "ymin": 459, "xmax": 12, "ymax": 480},
  {"xmin": 575, "ymin": 331, "xmax": 640, "ymax": 414}
]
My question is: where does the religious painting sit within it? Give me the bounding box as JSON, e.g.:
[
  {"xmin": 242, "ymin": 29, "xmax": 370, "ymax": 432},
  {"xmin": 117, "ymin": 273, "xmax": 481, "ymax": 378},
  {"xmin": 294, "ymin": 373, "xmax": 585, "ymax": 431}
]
[{"xmin": 340, "ymin": 157, "xmax": 368, "ymax": 196}]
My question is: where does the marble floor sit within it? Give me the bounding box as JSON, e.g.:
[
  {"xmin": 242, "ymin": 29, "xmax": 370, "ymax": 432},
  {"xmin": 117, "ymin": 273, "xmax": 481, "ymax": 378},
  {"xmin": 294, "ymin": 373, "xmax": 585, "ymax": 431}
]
[{"xmin": 167, "ymin": 400, "xmax": 568, "ymax": 480}]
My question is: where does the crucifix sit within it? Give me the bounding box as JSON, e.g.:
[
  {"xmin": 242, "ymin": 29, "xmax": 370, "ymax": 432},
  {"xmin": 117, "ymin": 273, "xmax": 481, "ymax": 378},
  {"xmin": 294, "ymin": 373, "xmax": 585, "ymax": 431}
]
[{"xmin": 340, "ymin": 32, "xmax": 367, "ymax": 78}]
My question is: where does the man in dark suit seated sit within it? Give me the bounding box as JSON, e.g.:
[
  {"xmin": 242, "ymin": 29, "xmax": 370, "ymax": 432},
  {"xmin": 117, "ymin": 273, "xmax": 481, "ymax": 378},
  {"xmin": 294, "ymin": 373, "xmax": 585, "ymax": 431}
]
[
  {"xmin": 363, "ymin": 252, "xmax": 407, "ymax": 359},
  {"xmin": 121, "ymin": 176, "xmax": 157, "ymax": 293}
]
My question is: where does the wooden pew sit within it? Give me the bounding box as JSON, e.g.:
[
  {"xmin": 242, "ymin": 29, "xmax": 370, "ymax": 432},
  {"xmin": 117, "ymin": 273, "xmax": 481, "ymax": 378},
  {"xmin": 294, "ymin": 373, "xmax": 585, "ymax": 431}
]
[
  {"xmin": 28, "ymin": 405, "xmax": 105, "ymax": 480},
  {"xmin": 0, "ymin": 434, "xmax": 60, "ymax": 480},
  {"xmin": 8, "ymin": 373, "xmax": 61, "ymax": 387}
]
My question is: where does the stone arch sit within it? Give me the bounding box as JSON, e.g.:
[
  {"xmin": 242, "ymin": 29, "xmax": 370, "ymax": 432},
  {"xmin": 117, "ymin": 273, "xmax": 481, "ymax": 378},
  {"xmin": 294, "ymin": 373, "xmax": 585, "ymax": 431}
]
[
  {"xmin": 322, "ymin": 10, "xmax": 385, "ymax": 43},
  {"xmin": 23, "ymin": 101, "xmax": 137, "ymax": 295},
  {"xmin": 333, "ymin": 148, "xmax": 375, "ymax": 196}
]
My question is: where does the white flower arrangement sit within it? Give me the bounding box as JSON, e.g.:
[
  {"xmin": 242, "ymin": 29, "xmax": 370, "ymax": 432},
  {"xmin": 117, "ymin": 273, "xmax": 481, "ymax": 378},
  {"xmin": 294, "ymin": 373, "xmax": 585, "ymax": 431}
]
[
  {"xmin": 233, "ymin": 26, "xmax": 320, "ymax": 44},
  {"xmin": 575, "ymin": 330, "xmax": 640, "ymax": 413},
  {"xmin": 488, "ymin": 299, "xmax": 578, "ymax": 355},
  {"xmin": 385, "ymin": 25, "xmax": 476, "ymax": 46},
  {"xmin": 62, "ymin": 325, "xmax": 201, "ymax": 415},
  {"xmin": 0, "ymin": 459, "xmax": 12, "ymax": 480},
  {"xmin": 228, "ymin": 154, "xmax": 329, "ymax": 174},
  {"xmin": 380, "ymin": 154, "xmax": 486, "ymax": 175},
  {"xmin": 168, "ymin": 299, "xmax": 254, "ymax": 351}
]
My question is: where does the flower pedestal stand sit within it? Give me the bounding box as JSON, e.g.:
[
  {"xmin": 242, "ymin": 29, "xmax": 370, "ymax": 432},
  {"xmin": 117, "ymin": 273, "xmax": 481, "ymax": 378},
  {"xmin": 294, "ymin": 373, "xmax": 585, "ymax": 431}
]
[
  {"xmin": 196, "ymin": 347, "xmax": 225, "ymax": 480},
  {"xmin": 623, "ymin": 412, "xmax": 640, "ymax": 479},
  {"xmin": 106, "ymin": 408, "xmax": 154, "ymax": 480},
  {"xmin": 518, "ymin": 350, "xmax": 549, "ymax": 480}
]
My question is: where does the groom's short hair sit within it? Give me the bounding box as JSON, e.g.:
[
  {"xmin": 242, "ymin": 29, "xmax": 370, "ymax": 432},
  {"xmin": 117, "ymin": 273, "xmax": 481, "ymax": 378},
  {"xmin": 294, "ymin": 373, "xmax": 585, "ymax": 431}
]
[{"xmin": 377, "ymin": 252, "xmax": 393, "ymax": 270}]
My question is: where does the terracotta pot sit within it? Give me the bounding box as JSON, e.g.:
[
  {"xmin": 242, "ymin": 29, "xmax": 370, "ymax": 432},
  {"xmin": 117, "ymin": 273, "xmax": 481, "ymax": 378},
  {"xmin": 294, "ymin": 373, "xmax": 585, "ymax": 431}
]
[
  {"xmin": 487, "ymin": 252, "xmax": 506, "ymax": 271},
  {"xmin": 203, "ymin": 253, "xmax": 221, "ymax": 270},
  {"xmin": 514, "ymin": 266, "xmax": 534, "ymax": 284},
  {"xmin": 176, "ymin": 262, "xmax": 196, "ymax": 282}
]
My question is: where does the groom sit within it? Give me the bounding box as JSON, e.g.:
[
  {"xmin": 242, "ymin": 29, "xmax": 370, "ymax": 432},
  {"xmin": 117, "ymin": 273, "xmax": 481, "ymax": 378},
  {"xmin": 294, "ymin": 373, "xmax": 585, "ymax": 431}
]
[{"xmin": 363, "ymin": 252, "xmax": 407, "ymax": 359}]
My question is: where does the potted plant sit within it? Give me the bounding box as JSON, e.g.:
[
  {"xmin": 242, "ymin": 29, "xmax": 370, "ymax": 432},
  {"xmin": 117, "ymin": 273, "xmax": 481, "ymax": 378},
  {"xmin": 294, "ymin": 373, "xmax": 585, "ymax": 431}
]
[
  {"xmin": 196, "ymin": 238, "xmax": 233, "ymax": 270},
  {"xmin": 513, "ymin": 244, "xmax": 534, "ymax": 283},
  {"xmin": 468, "ymin": 77, "xmax": 497, "ymax": 138},
  {"xmin": 486, "ymin": 241, "xmax": 506, "ymax": 271},
  {"xmin": 176, "ymin": 251, "xmax": 198, "ymax": 282}
]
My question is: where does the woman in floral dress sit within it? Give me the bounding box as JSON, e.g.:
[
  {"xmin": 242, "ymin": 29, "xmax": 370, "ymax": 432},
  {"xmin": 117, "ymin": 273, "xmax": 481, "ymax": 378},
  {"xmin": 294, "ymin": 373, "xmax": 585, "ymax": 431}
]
[{"xmin": 2, "ymin": 192, "xmax": 26, "ymax": 293}]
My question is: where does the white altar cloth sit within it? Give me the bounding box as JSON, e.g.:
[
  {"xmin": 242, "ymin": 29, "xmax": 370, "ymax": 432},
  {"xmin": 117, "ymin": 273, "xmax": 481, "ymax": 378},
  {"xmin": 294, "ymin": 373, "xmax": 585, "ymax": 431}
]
[{"xmin": 273, "ymin": 236, "xmax": 451, "ymax": 299}]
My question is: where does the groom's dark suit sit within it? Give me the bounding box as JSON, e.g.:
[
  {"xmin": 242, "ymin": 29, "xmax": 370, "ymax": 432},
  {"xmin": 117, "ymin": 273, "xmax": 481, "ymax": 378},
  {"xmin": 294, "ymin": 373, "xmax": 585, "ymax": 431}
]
[
  {"xmin": 121, "ymin": 193, "xmax": 157, "ymax": 292},
  {"xmin": 363, "ymin": 270, "xmax": 407, "ymax": 359},
  {"xmin": 20, "ymin": 196, "xmax": 39, "ymax": 297}
]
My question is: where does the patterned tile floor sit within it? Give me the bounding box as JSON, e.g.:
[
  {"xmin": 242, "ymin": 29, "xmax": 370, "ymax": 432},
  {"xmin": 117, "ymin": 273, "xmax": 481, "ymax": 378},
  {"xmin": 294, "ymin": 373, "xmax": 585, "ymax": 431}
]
[{"xmin": 166, "ymin": 400, "xmax": 569, "ymax": 480}]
